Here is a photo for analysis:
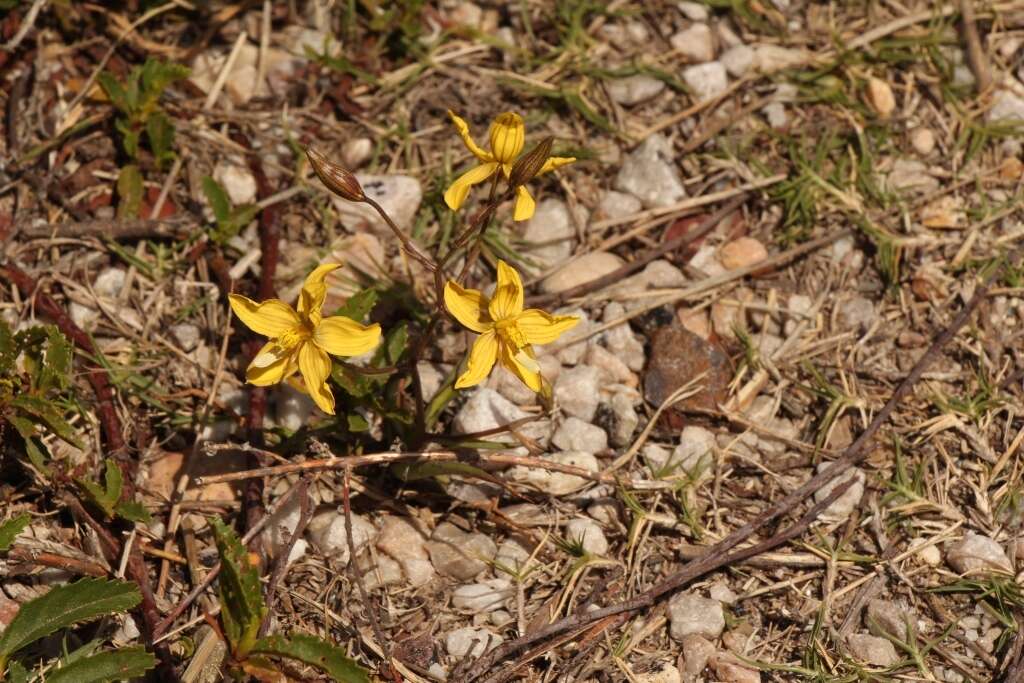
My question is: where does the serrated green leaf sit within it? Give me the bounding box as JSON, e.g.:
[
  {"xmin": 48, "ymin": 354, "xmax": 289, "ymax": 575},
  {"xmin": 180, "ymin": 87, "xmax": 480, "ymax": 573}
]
[
  {"xmin": 146, "ymin": 111, "xmax": 175, "ymax": 169},
  {"xmin": 9, "ymin": 395, "xmax": 80, "ymax": 447},
  {"xmin": 0, "ymin": 579, "xmax": 141, "ymax": 672},
  {"xmin": 77, "ymin": 459, "xmax": 123, "ymax": 519},
  {"xmin": 334, "ymin": 289, "xmax": 378, "ymax": 323},
  {"xmin": 6, "ymin": 416, "xmax": 49, "ymax": 474},
  {"xmin": 201, "ymin": 176, "xmax": 232, "ymax": 227},
  {"xmin": 45, "ymin": 646, "xmax": 155, "ymax": 683},
  {"xmin": 0, "ymin": 514, "xmax": 30, "ymax": 552},
  {"xmin": 211, "ymin": 518, "xmax": 266, "ymax": 659},
  {"xmin": 96, "ymin": 72, "xmax": 128, "ymax": 113},
  {"xmin": 139, "ymin": 59, "xmax": 189, "ymax": 108},
  {"xmin": 331, "ymin": 363, "xmax": 373, "ymax": 398},
  {"xmin": 114, "ymin": 500, "xmax": 151, "ymax": 523},
  {"xmin": 116, "ymin": 164, "xmax": 143, "ymax": 220},
  {"xmin": 116, "ymin": 118, "xmax": 140, "ymax": 160},
  {"xmin": 252, "ymin": 633, "xmax": 370, "ymax": 683},
  {"xmin": 39, "ymin": 326, "xmax": 72, "ymax": 392},
  {"xmin": 4, "ymin": 659, "xmax": 28, "ymax": 683}
]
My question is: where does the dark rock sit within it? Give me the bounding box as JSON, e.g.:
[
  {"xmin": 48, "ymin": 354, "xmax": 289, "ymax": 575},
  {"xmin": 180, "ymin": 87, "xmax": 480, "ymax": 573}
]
[{"xmin": 644, "ymin": 325, "xmax": 731, "ymax": 412}]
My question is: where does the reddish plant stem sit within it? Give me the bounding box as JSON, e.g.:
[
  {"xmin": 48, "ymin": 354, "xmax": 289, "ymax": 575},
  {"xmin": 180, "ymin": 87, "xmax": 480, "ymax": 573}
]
[{"xmin": 232, "ymin": 131, "xmax": 281, "ymax": 537}]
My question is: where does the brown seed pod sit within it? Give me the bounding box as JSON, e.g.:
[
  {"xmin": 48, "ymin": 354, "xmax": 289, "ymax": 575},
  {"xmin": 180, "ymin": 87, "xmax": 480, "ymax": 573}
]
[
  {"xmin": 306, "ymin": 146, "xmax": 365, "ymax": 202},
  {"xmin": 508, "ymin": 136, "xmax": 554, "ymax": 189}
]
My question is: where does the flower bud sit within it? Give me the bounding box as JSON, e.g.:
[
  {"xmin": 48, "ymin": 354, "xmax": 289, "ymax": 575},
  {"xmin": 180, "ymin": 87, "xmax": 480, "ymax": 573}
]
[
  {"xmin": 306, "ymin": 147, "xmax": 364, "ymax": 202},
  {"xmin": 508, "ymin": 136, "xmax": 554, "ymax": 189}
]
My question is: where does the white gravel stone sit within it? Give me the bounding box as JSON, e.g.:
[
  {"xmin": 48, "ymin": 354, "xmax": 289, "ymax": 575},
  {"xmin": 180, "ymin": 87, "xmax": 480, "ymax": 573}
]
[
  {"xmin": 886, "ymin": 158, "xmax": 939, "ymax": 194},
  {"xmin": 677, "ymin": 1, "xmax": 709, "ymax": 20},
  {"xmin": 596, "ymin": 190, "xmax": 643, "ymax": 221},
  {"xmin": 586, "ymin": 344, "xmax": 634, "ymax": 385},
  {"xmin": 522, "ymin": 199, "xmax": 574, "ymax": 268},
  {"xmin": 911, "ymin": 127, "xmax": 936, "ymax": 155},
  {"xmin": 838, "ymin": 296, "xmax": 876, "ymax": 332},
  {"xmin": 213, "ymin": 162, "xmax": 257, "ymax": 206},
  {"xmin": 495, "ymin": 539, "xmax": 530, "ymax": 571},
  {"xmin": 947, "ymin": 533, "xmax": 1013, "ymax": 575},
  {"xmin": 708, "ymin": 581, "xmax": 738, "ymax": 605},
  {"xmin": 554, "ymin": 365, "xmax": 602, "ymax": 421},
  {"xmin": 753, "ymin": 44, "xmax": 808, "ymax": 73},
  {"xmin": 376, "ymin": 516, "xmax": 435, "ymax": 586},
  {"xmin": 333, "ymin": 174, "xmax": 422, "ymax": 235},
  {"xmin": 487, "ymin": 364, "xmax": 538, "ymax": 406},
  {"xmin": 813, "ymin": 465, "xmax": 866, "ymax": 523},
  {"xmin": 342, "ymin": 137, "xmax": 373, "ymax": 169},
  {"xmin": 452, "ymin": 578, "xmax": 514, "ymax": 613},
  {"xmin": 273, "ymin": 384, "xmax": 317, "ymax": 432},
  {"xmin": 847, "ymin": 633, "xmax": 899, "ymax": 667},
  {"xmin": 669, "ymin": 593, "xmax": 725, "ymax": 640},
  {"xmin": 609, "ymin": 391, "xmax": 640, "ymax": 447},
  {"xmin": 565, "ymin": 517, "xmax": 609, "ymax": 555},
  {"xmin": 681, "ymin": 634, "xmax": 715, "ymax": 679},
  {"xmin": 541, "ymin": 252, "xmax": 625, "ymax": 294},
  {"xmin": 509, "ymin": 451, "xmax": 599, "ymax": 495},
  {"xmin": 607, "ymin": 74, "xmax": 666, "ymax": 106},
  {"xmin": 552, "ymin": 417, "xmax": 608, "ymax": 453},
  {"xmin": 603, "ymin": 302, "xmax": 646, "ymax": 371},
  {"xmin": 682, "ymin": 62, "xmax": 729, "ymax": 101},
  {"xmin": 170, "ymin": 323, "xmax": 200, "ymax": 352},
  {"xmin": 453, "ymin": 388, "xmax": 549, "ymax": 452},
  {"xmin": 307, "ymin": 510, "xmax": 377, "ymax": 563},
  {"xmin": 446, "ymin": 627, "xmax": 503, "ymax": 658},
  {"xmin": 262, "ymin": 496, "xmax": 306, "ymax": 564},
  {"xmin": 866, "ymin": 598, "xmax": 912, "ymax": 639},
  {"xmin": 721, "ymin": 44, "xmax": 755, "ymax": 77},
  {"xmin": 671, "ymin": 23, "xmax": 715, "ymax": 62},
  {"xmin": 427, "ymin": 522, "xmax": 497, "ymax": 580},
  {"xmin": 989, "ymin": 88, "xmax": 1024, "ymax": 122},
  {"xmin": 94, "ymin": 268, "xmax": 126, "ymax": 298},
  {"xmin": 615, "ymin": 134, "xmax": 687, "ymax": 208}
]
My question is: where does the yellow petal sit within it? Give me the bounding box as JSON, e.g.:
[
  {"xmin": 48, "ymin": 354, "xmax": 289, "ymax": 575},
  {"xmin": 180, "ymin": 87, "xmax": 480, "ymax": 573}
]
[
  {"xmin": 513, "ymin": 185, "xmax": 536, "ymax": 221},
  {"xmin": 538, "ymin": 156, "xmax": 576, "ymax": 175},
  {"xmin": 448, "ymin": 110, "xmax": 493, "ymax": 162},
  {"xmin": 298, "ymin": 263, "xmax": 343, "ymax": 323},
  {"xmin": 455, "ymin": 330, "xmax": 499, "ymax": 389},
  {"xmin": 498, "ymin": 342, "xmax": 543, "ymax": 393},
  {"xmin": 298, "ymin": 341, "xmax": 335, "ymax": 414},
  {"xmin": 515, "ymin": 309, "xmax": 580, "ymax": 345},
  {"xmin": 444, "ymin": 162, "xmax": 498, "ymax": 212},
  {"xmin": 314, "ymin": 316, "xmax": 382, "ymax": 357},
  {"xmin": 229, "ymin": 294, "xmax": 301, "ymax": 338},
  {"xmin": 488, "ymin": 112, "xmax": 525, "ymax": 164},
  {"xmin": 488, "ymin": 259, "xmax": 524, "ymax": 321},
  {"xmin": 245, "ymin": 342, "xmax": 298, "ymax": 386},
  {"xmin": 444, "ymin": 281, "xmax": 492, "ymax": 333}
]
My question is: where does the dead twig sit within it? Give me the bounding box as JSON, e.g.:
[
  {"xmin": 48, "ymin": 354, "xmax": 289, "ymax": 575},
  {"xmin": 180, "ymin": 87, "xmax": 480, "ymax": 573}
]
[{"xmin": 959, "ymin": 0, "xmax": 991, "ymax": 94}]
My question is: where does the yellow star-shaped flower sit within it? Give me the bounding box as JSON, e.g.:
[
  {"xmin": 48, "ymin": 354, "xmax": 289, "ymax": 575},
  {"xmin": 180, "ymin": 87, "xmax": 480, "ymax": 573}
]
[
  {"xmin": 444, "ymin": 110, "xmax": 575, "ymax": 221},
  {"xmin": 228, "ymin": 264, "xmax": 381, "ymax": 414},
  {"xmin": 445, "ymin": 260, "xmax": 579, "ymax": 391}
]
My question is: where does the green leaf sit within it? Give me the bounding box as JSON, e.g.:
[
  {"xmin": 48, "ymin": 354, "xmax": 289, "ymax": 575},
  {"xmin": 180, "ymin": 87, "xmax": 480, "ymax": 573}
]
[
  {"xmin": 0, "ymin": 579, "xmax": 141, "ymax": 673},
  {"xmin": 226, "ymin": 203, "xmax": 260, "ymax": 238},
  {"xmin": 334, "ymin": 289, "xmax": 378, "ymax": 323},
  {"xmin": 39, "ymin": 326, "xmax": 72, "ymax": 392},
  {"xmin": 0, "ymin": 318, "xmax": 15, "ymax": 373},
  {"xmin": 5, "ymin": 416, "xmax": 49, "ymax": 474},
  {"xmin": 139, "ymin": 59, "xmax": 189, "ymax": 109},
  {"xmin": 116, "ymin": 164, "xmax": 143, "ymax": 220},
  {"xmin": 146, "ymin": 111, "xmax": 175, "ymax": 168},
  {"xmin": 115, "ymin": 118, "xmax": 140, "ymax": 159},
  {"xmin": 45, "ymin": 646, "xmax": 155, "ymax": 683},
  {"xmin": 0, "ymin": 514, "xmax": 30, "ymax": 551},
  {"xmin": 252, "ymin": 633, "xmax": 370, "ymax": 683},
  {"xmin": 346, "ymin": 413, "xmax": 370, "ymax": 432},
  {"xmin": 9, "ymin": 395, "xmax": 80, "ymax": 446},
  {"xmin": 4, "ymin": 659, "xmax": 28, "ymax": 683},
  {"xmin": 373, "ymin": 322, "xmax": 407, "ymax": 368},
  {"xmin": 211, "ymin": 518, "xmax": 266, "ymax": 659},
  {"xmin": 201, "ymin": 176, "xmax": 232, "ymax": 227},
  {"xmin": 96, "ymin": 72, "xmax": 128, "ymax": 113},
  {"xmin": 114, "ymin": 500, "xmax": 151, "ymax": 524},
  {"xmin": 77, "ymin": 459, "xmax": 124, "ymax": 519}
]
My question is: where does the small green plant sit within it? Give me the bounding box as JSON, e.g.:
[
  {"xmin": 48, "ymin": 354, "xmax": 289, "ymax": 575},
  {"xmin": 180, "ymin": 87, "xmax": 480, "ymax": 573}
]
[
  {"xmin": 76, "ymin": 458, "xmax": 151, "ymax": 523},
  {"xmin": 209, "ymin": 519, "xmax": 370, "ymax": 681},
  {"xmin": 0, "ymin": 319, "xmax": 78, "ymax": 474},
  {"xmin": 97, "ymin": 58, "xmax": 189, "ymax": 167},
  {"xmin": 201, "ymin": 176, "xmax": 260, "ymax": 245},
  {"xmin": 0, "ymin": 578, "xmax": 153, "ymax": 680}
]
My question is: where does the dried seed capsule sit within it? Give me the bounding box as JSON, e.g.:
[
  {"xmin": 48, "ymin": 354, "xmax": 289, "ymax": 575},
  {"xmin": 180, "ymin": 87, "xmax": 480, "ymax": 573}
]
[
  {"xmin": 306, "ymin": 146, "xmax": 364, "ymax": 202},
  {"xmin": 508, "ymin": 136, "xmax": 554, "ymax": 189}
]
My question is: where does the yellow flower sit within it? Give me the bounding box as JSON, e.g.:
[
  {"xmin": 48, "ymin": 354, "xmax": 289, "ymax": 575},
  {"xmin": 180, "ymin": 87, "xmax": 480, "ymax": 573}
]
[
  {"xmin": 444, "ymin": 110, "xmax": 576, "ymax": 221},
  {"xmin": 228, "ymin": 264, "xmax": 381, "ymax": 414},
  {"xmin": 445, "ymin": 260, "xmax": 578, "ymax": 392}
]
